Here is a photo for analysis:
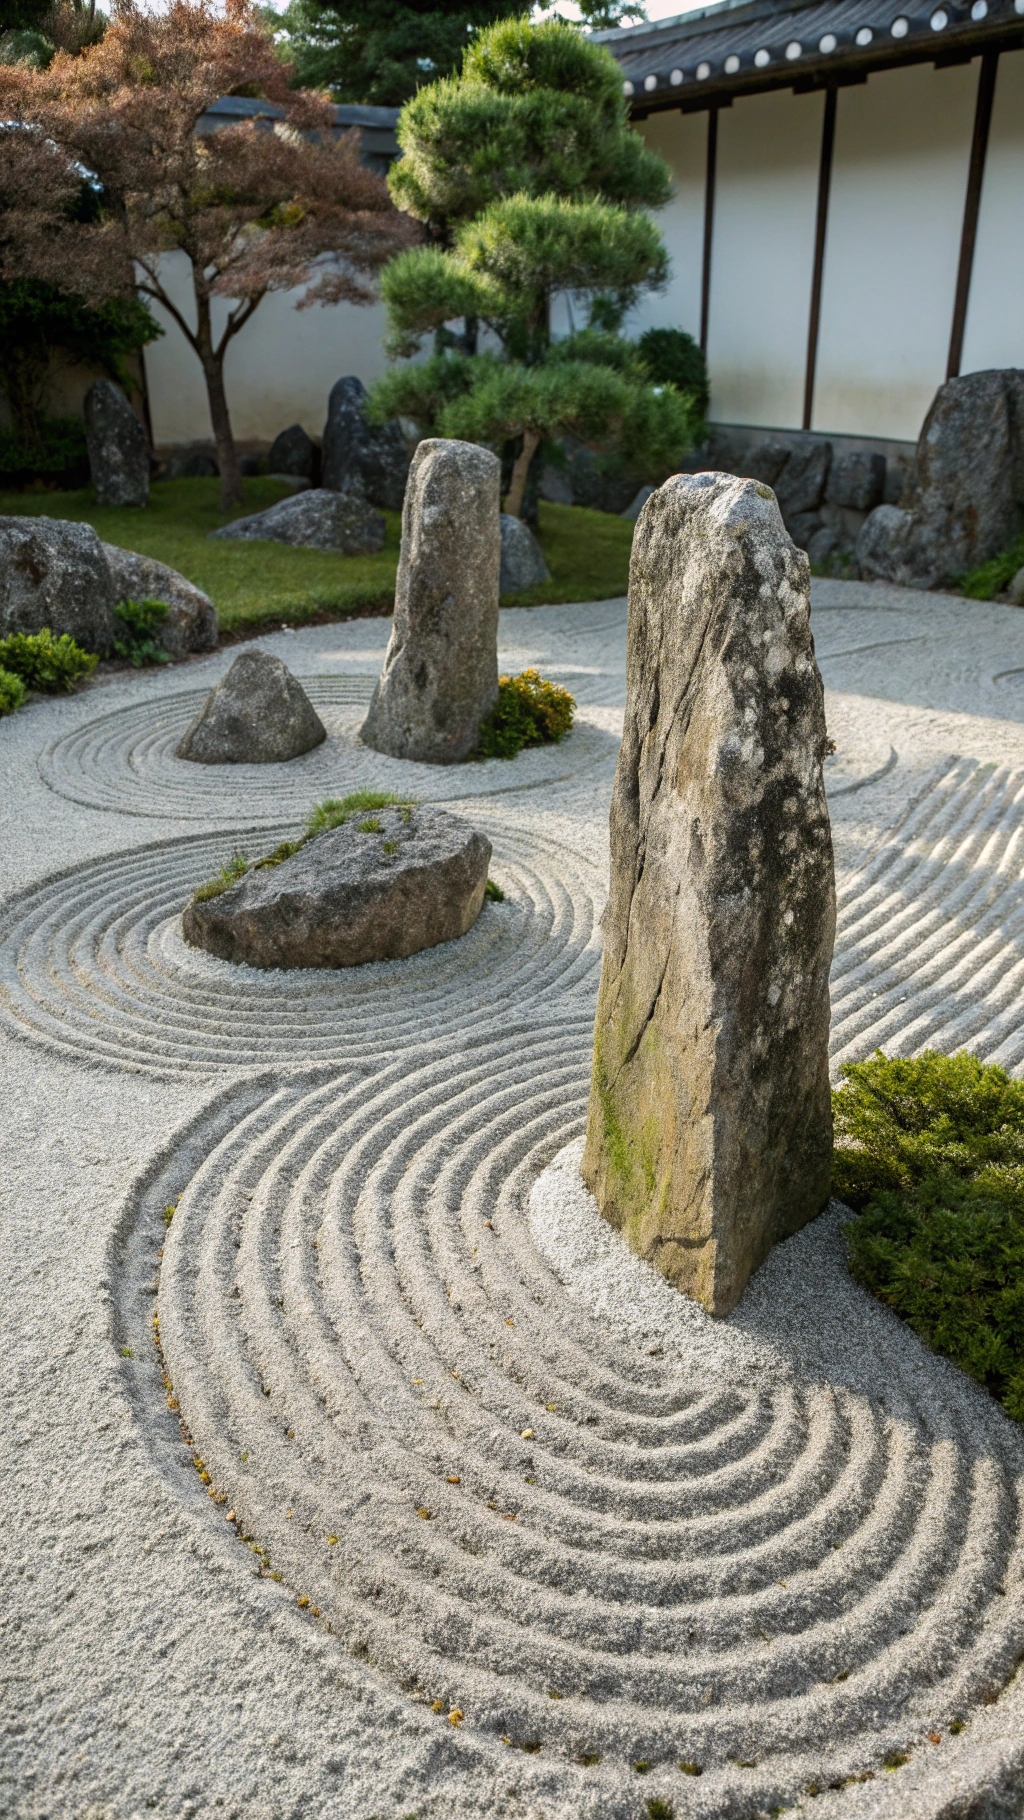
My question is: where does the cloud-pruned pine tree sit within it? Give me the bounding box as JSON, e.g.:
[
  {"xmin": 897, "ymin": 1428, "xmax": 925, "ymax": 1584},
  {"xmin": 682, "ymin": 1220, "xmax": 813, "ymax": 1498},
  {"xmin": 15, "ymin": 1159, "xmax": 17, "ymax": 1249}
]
[{"xmin": 372, "ymin": 16, "xmax": 700, "ymax": 519}]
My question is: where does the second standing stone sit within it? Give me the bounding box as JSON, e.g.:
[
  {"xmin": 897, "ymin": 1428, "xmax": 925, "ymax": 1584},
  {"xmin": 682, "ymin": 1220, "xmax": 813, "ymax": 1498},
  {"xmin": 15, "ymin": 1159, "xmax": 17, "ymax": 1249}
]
[{"xmin": 360, "ymin": 439, "xmax": 501, "ymax": 764}]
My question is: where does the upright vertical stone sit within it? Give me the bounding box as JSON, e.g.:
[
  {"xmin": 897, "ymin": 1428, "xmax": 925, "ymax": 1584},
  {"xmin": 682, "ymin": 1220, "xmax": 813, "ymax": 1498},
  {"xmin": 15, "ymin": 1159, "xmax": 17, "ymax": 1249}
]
[
  {"xmin": 582, "ymin": 473, "xmax": 835, "ymax": 1317},
  {"xmin": 84, "ymin": 380, "xmax": 149, "ymax": 507},
  {"xmin": 360, "ymin": 439, "xmax": 500, "ymax": 765}
]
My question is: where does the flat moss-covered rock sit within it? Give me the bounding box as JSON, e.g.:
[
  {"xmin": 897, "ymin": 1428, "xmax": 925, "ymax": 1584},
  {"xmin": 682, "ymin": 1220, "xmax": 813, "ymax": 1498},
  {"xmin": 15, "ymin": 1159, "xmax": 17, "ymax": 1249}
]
[{"xmin": 182, "ymin": 804, "xmax": 491, "ymax": 969}]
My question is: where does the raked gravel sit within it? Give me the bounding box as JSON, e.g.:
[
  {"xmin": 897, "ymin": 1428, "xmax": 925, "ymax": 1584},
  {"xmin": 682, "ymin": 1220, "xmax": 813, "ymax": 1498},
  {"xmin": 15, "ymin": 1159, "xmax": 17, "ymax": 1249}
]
[{"xmin": 2, "ymin": 580, "xmax": 1024, "ymax": 1820}]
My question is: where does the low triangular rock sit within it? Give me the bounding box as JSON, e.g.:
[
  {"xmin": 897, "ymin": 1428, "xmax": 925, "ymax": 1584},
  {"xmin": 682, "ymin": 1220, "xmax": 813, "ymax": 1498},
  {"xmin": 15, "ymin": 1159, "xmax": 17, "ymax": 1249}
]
[{"xmin": 176, "ymin": 650, "xmax": 326, "ymax": 765}]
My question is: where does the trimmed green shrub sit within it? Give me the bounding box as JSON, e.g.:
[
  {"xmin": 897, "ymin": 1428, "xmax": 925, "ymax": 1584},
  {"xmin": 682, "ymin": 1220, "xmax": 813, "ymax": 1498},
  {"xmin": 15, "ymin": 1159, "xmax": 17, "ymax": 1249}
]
[
  {"xmin": 476, "ymin": 668, "xmax": 575, "ymax": 760},
  {"xmin": 112, "ymin": 597, "xmax": 171, "ymax": 667},
  {"xmin": 0, "ymin": 417, "xmax": 88, "ymax": 486},
  {"xmin": 958, "ymin": 531, "xmax": 1024, "ymax": 601},
  {"xmin": 0, "ymin": 666, "xmax": 27, "ymax": 714},
  {"xmin": 636, "ymin": 327, "xmax": 709, "ymax": 418},
  {"xmin": 0, "ymin": 626, "xmax": 98, "ymax": 691},
  {"xmin": 833, "ymin": 1050, "xmax": 1024, "ymax": 1422}
]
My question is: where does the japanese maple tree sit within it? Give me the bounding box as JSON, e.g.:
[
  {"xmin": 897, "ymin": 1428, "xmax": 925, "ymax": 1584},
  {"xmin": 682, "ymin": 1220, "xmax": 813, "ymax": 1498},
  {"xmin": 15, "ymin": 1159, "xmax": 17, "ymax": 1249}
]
[{"xmin": 5, "ymin": 0, "xmax": 416, "ymax": 506}]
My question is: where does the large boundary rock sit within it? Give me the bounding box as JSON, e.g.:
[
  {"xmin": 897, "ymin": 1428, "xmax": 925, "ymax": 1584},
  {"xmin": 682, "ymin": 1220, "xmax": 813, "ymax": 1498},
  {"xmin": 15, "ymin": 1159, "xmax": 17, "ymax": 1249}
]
[
  {"xmin": 176, "ymin": 650, "xmax": 326, "ymax": 763},
  {"xmin": 0, "ymin": 516, "xmax": 116, "ymax": 651},
  {"xmin": 360, "ymin": 440, "xmax": 500, "ymax": 764},
  {"xmin": 321, "ymin": 375, "xmax": 410, "ymax": 510},
  {"xmin": 208, "ymin": 489, "xmax": 384, "ymax": 554},
  {"xmin": 581, "ymin": 472, "xmax": 835, "ymax": 1317},
  {"xmin": 182, "ymin": 805, "xmax": 490, "ymax": 969},
  {"xmin": 856, "ymin": 369, "xmax": 1024, "ymax": 587},
  {"xmin": 102, "ymin": 545, "xmax": 218, "ymax": 659}
]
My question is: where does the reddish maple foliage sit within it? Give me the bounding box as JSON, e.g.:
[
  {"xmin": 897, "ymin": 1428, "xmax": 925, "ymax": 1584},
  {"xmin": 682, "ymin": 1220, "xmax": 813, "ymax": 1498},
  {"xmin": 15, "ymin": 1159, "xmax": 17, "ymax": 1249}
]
[{"xmin": 3, "ymin": 0, "xmax": 417, "ymax": 505}]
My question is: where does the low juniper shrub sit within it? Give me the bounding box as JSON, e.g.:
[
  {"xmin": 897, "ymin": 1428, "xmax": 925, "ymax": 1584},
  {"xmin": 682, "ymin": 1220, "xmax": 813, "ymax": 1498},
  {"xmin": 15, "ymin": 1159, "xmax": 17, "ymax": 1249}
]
[
  {"xmin": 0, "ymin": 666, "xmax": 27, "ymax": 715},
  {"xmin": 113, "ymin": 598, "xmax": 171, "ymax": 667},
  {"xmin": 476, "ymin": 669, "xmax": 575, "ymax": 760},
  {"xmin": 833, "ymin": 1049, "xmax": 1024, "ymax": 1422},
  {"xmin": 0, "ymin": 626, "xmax": 98, "ymax": 692}
]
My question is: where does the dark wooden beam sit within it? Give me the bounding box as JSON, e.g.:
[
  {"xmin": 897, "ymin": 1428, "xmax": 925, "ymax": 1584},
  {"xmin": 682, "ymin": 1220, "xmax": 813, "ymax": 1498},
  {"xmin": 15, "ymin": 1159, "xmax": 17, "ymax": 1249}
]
[
  {"xmin": 947, "ymin": 47, "xmax": 999, "ymax": 380},
  {"xmin": 802, "ymin": 85, "xmax": 837, "ymax": 433},
  {"xmin": 700, "ymin": 105, "xmax": 719, "ymax": 359}
]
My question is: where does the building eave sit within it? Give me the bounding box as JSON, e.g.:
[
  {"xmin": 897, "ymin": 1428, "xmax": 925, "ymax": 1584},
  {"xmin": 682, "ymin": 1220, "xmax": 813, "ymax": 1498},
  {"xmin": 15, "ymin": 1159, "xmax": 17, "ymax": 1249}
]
[{"xmin": 602, "ymin": 0, "xmax": 1024, "ymax": 114}]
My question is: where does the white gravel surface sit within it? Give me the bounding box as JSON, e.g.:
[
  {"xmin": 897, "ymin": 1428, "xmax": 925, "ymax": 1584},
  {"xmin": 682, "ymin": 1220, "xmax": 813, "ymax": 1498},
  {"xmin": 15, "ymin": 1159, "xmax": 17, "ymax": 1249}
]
[{"xmin": 2, "ymin": 579, "xmax": 1024, "ymax": 1820}]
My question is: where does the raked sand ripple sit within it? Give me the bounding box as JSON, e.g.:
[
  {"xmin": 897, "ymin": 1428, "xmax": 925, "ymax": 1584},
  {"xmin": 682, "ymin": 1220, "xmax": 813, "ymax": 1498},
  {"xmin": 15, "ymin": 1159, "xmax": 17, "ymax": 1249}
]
[
  {"xmin": 38, "ymin": 675, "xmax": 620, "ymax": 822},
  {"xmin": 0, "ymin": 814, "xmax": 602, "ymax": 1076},
  {"xmin": 3, "ymin": 756, "xmax": 1022, "ymax": 1081},
  {"xmin": 138, "ymin": 1042, "xmax": 1024, "ymax": 1817}
]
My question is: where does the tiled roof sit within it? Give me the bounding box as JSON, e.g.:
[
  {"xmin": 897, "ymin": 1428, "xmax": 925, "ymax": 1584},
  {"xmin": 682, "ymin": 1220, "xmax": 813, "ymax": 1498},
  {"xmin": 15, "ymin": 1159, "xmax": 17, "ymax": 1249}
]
[{"xmin": 598, "ymin": 0, "xmax": 1024, "ymax": 109}]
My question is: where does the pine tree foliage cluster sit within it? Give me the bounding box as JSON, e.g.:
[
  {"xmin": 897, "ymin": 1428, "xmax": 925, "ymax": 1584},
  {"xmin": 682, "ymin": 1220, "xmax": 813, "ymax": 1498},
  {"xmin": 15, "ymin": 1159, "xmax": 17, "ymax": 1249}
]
[
  {"xmin": 371, "ymin": 18, "xmax": 702, "ymax": 517},
  {"xmin": 268, "ymin": 0, "xmax": 647, "ymax": 109}
]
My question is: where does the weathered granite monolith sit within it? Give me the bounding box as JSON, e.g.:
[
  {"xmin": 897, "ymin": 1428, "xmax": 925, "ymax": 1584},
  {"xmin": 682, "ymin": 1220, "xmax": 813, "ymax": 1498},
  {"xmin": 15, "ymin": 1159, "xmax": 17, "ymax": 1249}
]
[
  {"xmin": 360, "ymin": 439, "xmax": 500, "ymax": 764},
  {"xmin": 581, "ymin": 472, "xmax": 835, "ymax": 1318}
]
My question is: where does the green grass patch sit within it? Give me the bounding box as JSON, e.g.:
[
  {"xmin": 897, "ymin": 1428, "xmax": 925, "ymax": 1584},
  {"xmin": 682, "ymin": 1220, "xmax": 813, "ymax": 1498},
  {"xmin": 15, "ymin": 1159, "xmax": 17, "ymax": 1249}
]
[
  {"xmin": 191, "ymin": 793, "xmax": 416, "ymax": 902},
  {"xmin": 192, "ymin": 852, "xmax": 249, "ymax": 903},
  {"xmin": 475, "ymin": 668, "xmax": 575, "ymax": 760},
  {"xmin": 0, "ymin": 477, "xmax": 400, "ymax": 637},
  {"xmin": 0, "ymin": 479, "xmax": 633, "ymax": 636},
  {"xmin": 833, "ymin": 1050, "xmax": 1024, "ymax": 1422},
  {"xmin": 957, "ymin": 530, "xmax": 1024, "ymax": 600},
  {"xmin": 501, "ymin": 501, "xmax": 633, "ymax": 608}
]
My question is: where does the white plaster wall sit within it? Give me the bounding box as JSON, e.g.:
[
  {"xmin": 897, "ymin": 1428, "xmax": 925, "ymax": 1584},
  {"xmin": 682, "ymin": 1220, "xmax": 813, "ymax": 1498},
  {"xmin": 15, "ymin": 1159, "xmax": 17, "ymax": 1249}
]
[
  {"xmin": 141, "ymin": 251, "xmax": 392, "ymax": 446},
  {"xmin": 703, "ymin": 88, "xmax": 823, "ymax": 429},
  {"xmin": 812, "ymin": 61, "xmax": 977, "ymax": 441},
  {"xmin": 960, "ymin": 48, "xmax": 1024, "ymax": 377},
  {"xmin": 629, "ymin": 109, "xmax": 706, "ymax": 340}
]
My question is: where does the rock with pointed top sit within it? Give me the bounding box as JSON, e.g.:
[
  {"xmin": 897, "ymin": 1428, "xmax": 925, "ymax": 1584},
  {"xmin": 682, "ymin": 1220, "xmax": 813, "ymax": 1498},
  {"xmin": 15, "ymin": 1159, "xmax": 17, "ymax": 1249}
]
[
  {"xmin": 176, "ymin": 650, "xmax": 326, "ymax": 764},
  {"xmin": 582, "ymin": 471, "xmax": 835, "ymax": 1318}
]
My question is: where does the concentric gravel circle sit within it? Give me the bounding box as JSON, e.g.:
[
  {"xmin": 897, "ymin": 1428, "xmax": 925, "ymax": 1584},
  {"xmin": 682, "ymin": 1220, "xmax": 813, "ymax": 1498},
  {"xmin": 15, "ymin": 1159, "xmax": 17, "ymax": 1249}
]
[
  {"xmin": 830, "ymin": 757, "xmax": 1024, "ymax": 1076},
  {"xmin": 0, "ymin": 816, "xmax": 602, "ymax": 1078},
  {"xmin": 39, "ymin": 676, "xmax": 618, "ymax": 822},
  {"xmin": 154, "ymin": 1039, "xmax": 1024, "ymax": 1812}
]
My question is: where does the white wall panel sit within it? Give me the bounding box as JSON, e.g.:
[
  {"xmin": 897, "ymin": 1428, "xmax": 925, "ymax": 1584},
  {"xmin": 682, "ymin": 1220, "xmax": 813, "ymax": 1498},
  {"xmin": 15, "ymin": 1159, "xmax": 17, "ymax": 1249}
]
[
  {"xmin": 704, "ymin": 87, "xmax": 823, "ymax": 429},
  {"xmin": 630, "ymin": 109, "xmax": 706, "ymax": 340},
  {"xmin": 960, "ymin": 49, "xmax": 1024, "ymax": 377},
  {"xmin": 812, "ymin": 62, "xmax": 976, "ymax": 440},
  {"xmin": 141, "ymin": 252, "xmax": 392, "ymax": 446}
]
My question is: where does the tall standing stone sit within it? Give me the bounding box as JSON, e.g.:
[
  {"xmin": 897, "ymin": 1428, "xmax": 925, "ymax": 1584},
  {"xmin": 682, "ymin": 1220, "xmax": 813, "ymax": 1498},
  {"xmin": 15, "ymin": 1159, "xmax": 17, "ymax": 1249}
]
[
  {"xmin": 321, "ymin": 375, "xmax": 410, "ymax": 509},
  {"xmin": 581, "ymin": 473, "xmax": 835, "ymax": 1318},
  {"xmin": 360, "ymin": 439, "xmax": 500, "ymax": 765},
  {"xmin": 84, "ymin": 380, "xmax": 150, "ymax": 507}
]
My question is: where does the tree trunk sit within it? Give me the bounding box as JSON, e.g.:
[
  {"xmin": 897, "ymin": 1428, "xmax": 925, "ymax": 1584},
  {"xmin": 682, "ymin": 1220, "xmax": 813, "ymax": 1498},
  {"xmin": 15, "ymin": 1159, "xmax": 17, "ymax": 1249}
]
[
  {"xmin": 504, "ymin": 427, "xmax": 541, "ymax": 519},
  {"xmin": 193, "ymin": 285, "xmax": 243, "ymax": 511},
  {"xmin": 3, "ymin": 346, "xmax": 48, "ymax": 450}
]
